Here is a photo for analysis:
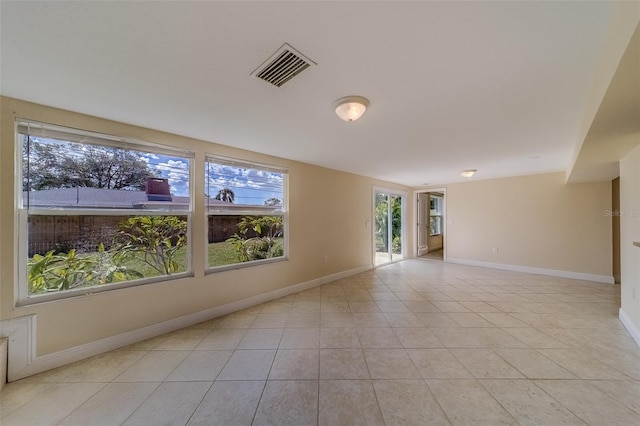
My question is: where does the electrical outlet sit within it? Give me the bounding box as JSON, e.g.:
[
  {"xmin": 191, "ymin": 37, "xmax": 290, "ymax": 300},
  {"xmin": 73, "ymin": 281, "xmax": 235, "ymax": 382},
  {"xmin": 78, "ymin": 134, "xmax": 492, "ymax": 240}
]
[
  {"xmin": 492, "ymin": 247, "xmax": 498, "ymax": 254},
  {"xmin": 633, "ymin": 288, "xmax": 637, "ymax": 300},
  {"xmin": 323, "ymin": 255, "xmax": 329, "ymax": 264}
]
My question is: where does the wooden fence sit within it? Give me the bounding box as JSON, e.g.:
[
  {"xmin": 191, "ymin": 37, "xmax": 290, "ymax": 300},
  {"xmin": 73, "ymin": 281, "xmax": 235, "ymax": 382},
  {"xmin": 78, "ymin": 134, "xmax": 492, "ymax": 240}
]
[
  {"xmin": 28, "ymin": 215, "xmax": 128, "ymax": 256},
  {"xmin": 27, "ymin": 215, "xmax": 274, "ymax": 256}
]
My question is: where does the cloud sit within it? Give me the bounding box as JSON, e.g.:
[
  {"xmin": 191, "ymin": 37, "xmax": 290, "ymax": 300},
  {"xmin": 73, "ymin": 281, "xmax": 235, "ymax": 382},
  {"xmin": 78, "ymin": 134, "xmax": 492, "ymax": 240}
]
[
  {"xmin": 153, "ymin": 159, "xmax": 190, "ymax": 196},
  {"xmin": 204, "ymin": 161, "xmax": 285, "ymax": 204}
]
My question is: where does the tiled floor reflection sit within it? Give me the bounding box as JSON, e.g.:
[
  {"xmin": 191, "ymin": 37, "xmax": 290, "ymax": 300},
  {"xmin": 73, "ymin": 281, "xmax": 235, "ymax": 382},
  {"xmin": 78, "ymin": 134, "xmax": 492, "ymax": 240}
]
[{"xmin": 2, "ymin": 259, "xmax": 639, "ymax": 425}]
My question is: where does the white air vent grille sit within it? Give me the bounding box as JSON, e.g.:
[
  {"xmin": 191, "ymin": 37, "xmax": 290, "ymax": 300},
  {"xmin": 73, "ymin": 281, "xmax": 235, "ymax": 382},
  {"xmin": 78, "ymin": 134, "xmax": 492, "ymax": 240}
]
[{"xmin": 252, "ymin": 43, "xmax": 316, "ymax": 87}]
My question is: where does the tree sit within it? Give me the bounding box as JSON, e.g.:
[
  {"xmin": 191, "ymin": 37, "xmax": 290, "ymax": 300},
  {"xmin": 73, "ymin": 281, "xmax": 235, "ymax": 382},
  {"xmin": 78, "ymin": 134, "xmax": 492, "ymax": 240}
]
[
  {"xmin": 215, "ymin": 188, "xmax": 235, "ymax": 203},
  {"xmin": 23, "ymin": 139, "xmax": 155, "ymax": 191},
  {"xmin": 264, "ymin": 198, "xmax": 282, "ymax": 206},
  {"xmin": 375, "ymin": 194, "xmax": 402, "ymax": 254}
]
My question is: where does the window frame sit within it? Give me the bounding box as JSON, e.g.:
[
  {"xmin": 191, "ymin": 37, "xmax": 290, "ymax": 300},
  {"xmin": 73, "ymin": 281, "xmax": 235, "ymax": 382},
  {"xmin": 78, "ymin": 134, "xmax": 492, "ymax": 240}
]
[
  {"xmin": 429, "ymin": 194, "xmax": 443, "ymax": 236},
  {"xmin": 16, "ymin": 119, "xmax": 195, "ymax": 305},
  {"xmin": 204, "ymin": 154, "xmax": 289, "ymax": 273}
]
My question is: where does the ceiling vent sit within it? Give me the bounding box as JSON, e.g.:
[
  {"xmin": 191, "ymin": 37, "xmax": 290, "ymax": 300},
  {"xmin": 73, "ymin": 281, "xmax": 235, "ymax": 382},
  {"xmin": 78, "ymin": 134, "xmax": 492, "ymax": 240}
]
[{"xmin": 251, "ymin": 43, "xmax": 316, "ymax": 87}]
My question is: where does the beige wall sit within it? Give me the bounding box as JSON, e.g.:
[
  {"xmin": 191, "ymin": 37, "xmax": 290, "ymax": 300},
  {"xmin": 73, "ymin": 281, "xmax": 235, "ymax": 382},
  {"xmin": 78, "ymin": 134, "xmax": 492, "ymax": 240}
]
[
  {"xmin": 0, "ymin": 97, "xmax": 412, "ymax": 356},
  {"xmin": 442, "ymin": 172, "xmax": 612, "ymax": 278},
  {"xmin": 620, "ymin": 144, "xmax": 640, "ymax": 337}
]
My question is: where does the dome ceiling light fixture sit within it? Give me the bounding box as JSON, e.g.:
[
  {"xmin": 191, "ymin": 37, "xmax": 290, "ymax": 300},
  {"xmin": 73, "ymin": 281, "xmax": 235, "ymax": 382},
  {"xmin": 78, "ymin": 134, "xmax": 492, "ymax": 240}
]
[
  {"xmin": 460, "ymin": 169, "xmax": 477, "ymax": 178},
  {"xmin": 333, "ymin": 96, "xmax": 369, "ymax": 122}
]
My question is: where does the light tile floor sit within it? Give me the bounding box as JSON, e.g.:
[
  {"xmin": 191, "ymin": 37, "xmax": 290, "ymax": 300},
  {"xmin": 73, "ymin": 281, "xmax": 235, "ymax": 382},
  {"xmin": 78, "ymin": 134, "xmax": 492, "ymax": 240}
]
[{"xmin": 2, "ymin": 259, "xmax": 640, "ymax": 425}]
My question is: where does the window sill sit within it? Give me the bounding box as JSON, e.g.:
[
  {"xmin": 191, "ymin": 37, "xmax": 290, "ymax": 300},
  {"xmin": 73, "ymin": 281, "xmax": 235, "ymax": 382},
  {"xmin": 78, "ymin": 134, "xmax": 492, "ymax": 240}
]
[
  {"xmin": 17, "ymin": 272, "xmax": 193, "ymax": 306},
  {"xmin": 206, "ymin": 256, "xmax": 288, "ymax": 274}
]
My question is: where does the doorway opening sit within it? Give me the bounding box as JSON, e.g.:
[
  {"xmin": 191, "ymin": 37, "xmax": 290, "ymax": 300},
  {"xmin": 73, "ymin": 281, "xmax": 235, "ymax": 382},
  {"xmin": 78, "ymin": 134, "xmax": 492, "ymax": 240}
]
[
  {"xmin": 374, "ymin": 189, "xmax": 405, "ymax": 266},
  {"xmin": 417, "ymin": 190, "xmax": 445, "ymax": 261}
]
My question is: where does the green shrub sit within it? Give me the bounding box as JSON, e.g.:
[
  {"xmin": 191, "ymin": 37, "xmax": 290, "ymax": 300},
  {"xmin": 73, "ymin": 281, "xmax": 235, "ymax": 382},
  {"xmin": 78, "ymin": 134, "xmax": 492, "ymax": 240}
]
[
  {"xmin": 115, "ymin": 216, "xmax": 188, "ymax": 275},
  {"xmin": 227, "ymin": 216, "xmax": 283, "ymax": 262},
  {"xmin": 27, "ymin": 244, "xmax": 142, "ymax": 294}
]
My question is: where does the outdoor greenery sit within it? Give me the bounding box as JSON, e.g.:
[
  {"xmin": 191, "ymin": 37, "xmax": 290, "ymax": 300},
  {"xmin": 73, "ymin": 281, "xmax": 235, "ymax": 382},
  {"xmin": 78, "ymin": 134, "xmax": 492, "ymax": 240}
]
[
  {"xmin": 375, "ymin": 193, "xmax": 402, "ymax": 254},
  {"xmin": 27, "ymin": 213, "xmax": 286, "ymax": 293},
  {"xmin": 23, "ymin": 139, "xmax": 155, "ymax": 191},
  {"xmin": 23, "ymin": 138, "xmax": 286, "ymax": 292},
  {"xmin": 28, "ymin": 244, "xmax": 143, "ymax": 293},
  {"xmin": 226, "ymin": 216, "xmax": 284, "ymax": 262},
  {"xmin": 208, "ymin": 241, "xmax": 240, "ymax": 267},
  {"xmin": 115, "ymin": 216, "xmax": 188, "ymax": 275},
  {"xmin": 27, "ymin": 216, "xmax": 188, "ymax": 294},
  {"xmin": 215, "ymin": 188, "xmax": 235, "ymax": 203}
]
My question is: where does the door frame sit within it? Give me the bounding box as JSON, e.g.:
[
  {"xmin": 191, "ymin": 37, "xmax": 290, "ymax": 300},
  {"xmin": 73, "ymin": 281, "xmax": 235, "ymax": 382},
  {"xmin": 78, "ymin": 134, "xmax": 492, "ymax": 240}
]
[
  {"xmin": 414, "ymin": 188, "xmax": 447, "ymax": 261},
  {"xmin": 372, "ymin": 186, "xmax": 407, "ymax": 266}
]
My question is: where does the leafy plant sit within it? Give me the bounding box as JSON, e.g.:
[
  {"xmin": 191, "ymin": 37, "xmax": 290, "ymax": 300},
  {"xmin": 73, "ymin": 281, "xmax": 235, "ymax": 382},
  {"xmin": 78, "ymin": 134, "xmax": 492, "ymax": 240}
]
[
  {"xmin": 115, "ymin": 216, "xmax": 188, "ymax": 275},
  {"xmin": 88, "ymin": 243, "xmax": 144, "ymax": 285},
  {"xmin": 27, "ymin": 243, "xmax": 143, "ymax": 294},
  {"xmin": 227, "ymin": 216, "xmax": 283, "ymax": 262},
  {"xmin": 28, "ymin": 249, "xmax": 90, "ymax": 293}
]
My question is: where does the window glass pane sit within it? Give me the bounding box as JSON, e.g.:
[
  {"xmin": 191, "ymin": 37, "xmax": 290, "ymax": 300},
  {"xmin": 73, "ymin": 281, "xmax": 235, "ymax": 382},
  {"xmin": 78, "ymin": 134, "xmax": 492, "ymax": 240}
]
[
  {"xmin": 205, "ymin": 158, "xmax": 284, "ymax": 209},
  {"xmin": 27, "ymin": 214, "xmax": 189, "ymax": 295},
  {"xmin": 391, "ymin": 195, "xmax": 403, "ymax": 261},
  {"xmin": 205, "ymin": 158, "xmax": 286, "ymax": 268},
  {"xmin": 429, "ymin": 216, "xmax": 441, "ymax": 235},
  {"xmin": 374, "ymin": 191, "xmax": 404, "ymax": 265},
  {"xmin": 22, "ymin": 134, "xmax": 191, "ymax": 210},
  {"xmin": 19, "ymin": 123, "xmax": 192, "ymax": 299},
  {"xmin": 208, "ymin": 215, "xmax": 284, "ymax": 268}
]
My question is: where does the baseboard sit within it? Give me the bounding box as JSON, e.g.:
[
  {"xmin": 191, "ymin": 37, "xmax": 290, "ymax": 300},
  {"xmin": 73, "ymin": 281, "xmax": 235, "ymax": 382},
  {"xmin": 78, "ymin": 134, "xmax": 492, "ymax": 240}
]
[
  {"xmin": 446, "ymin": 258, "xmax": 615, "ymax": 284},
  {"xmin": 619, "ymin": 308, "xmax": 640, "ymax": 348},
  {"xmin": 0, "ymin": 265, "xmax": 371, "ymax": 381}
]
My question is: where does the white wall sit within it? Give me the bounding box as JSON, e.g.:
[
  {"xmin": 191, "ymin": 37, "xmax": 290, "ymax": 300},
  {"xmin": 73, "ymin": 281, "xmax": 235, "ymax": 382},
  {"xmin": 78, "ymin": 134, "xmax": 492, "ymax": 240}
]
[
  {"xmin": 619, "ymin": 144, "xmax": 640, "ymax": 345},
  {"xmin": 440, "ymin": 172, "xmax": 613, "ymax": 281}
]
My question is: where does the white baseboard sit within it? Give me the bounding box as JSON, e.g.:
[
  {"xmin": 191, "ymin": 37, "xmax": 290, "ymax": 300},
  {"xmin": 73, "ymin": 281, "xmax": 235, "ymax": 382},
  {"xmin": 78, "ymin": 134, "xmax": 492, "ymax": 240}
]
[
  {"xmin": 446, "ymin": 258, "xmax": 615, "ymax": 284},
  {"xmin": 0, "ymin": 265, "xmax": 370, "ymax": 381},
  {"xmin": 619, "ymin": 308, "xmax": 640, "ymax": 348}
]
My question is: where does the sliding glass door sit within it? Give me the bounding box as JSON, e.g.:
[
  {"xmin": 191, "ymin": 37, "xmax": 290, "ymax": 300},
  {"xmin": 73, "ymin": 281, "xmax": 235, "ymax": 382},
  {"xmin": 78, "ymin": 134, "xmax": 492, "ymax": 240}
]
[{"xmin": 374, "ymin": 189, "xmax": 404, "ymax": 265}]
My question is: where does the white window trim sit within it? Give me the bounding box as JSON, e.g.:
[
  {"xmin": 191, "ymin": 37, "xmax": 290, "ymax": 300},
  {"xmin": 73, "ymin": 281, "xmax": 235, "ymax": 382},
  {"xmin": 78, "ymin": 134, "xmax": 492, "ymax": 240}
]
[
  {"xmin": 16, "ymin": 120, "xmax": 195, "ymax": 306},
  {"xmin": 204, "ymin": 155, "xmax": 289, "ymax": 273}
]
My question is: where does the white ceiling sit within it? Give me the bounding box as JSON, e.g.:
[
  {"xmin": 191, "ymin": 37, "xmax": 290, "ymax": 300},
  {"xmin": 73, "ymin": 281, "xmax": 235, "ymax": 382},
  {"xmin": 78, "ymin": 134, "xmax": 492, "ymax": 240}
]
[{"xmin": 1, "ymin": 1, "xmax": 638, "ymax": 187}]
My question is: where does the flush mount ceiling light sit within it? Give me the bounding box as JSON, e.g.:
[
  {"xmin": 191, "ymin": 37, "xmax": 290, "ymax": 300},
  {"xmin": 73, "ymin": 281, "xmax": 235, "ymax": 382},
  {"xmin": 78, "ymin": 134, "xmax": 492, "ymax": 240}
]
[
  {"xmin": 333, "ymin": 96, "xmax": 369, "ymax": 122},
  {"xmin": 460, "ymin": 169, "xmax": 477, "ymax": 178}
]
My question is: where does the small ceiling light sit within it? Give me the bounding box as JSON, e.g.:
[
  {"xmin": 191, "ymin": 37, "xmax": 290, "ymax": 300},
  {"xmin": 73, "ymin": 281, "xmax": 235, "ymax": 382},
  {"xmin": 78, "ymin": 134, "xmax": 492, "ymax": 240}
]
[
  {"xmin": 333, "ymin": 96, "xmax": 369, "ymax": 122},
  {"xmin": 460, "ymin": 169, "xmax": 477, "ymax": 178}
]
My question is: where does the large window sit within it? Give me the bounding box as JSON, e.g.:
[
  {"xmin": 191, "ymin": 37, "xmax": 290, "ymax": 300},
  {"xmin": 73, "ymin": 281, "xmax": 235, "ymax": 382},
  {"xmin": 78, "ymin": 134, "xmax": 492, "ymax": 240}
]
[
  {"xmin": 18, "ymin": 120, "xmax": 193, "ymax": 303},
  {"xmin": 205, "ymin": 156, "xmax": 287, "ymax": 270}
]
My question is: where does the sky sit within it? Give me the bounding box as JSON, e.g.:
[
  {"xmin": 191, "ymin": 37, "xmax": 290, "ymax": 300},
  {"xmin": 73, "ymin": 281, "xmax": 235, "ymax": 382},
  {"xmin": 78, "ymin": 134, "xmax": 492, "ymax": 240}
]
[
  {"xmin": 144, "ymin": 154, "xmax": 285, "ymax": 206},
  {"xmin": 205, "ymin": 161, "xmax": 284, "ymax": 206},
  {"xmin": 25, "ymin": 136, "xmax": 283, "ymax": 206}
]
